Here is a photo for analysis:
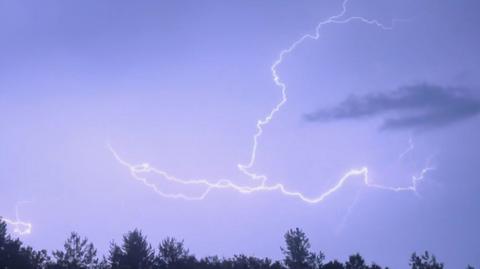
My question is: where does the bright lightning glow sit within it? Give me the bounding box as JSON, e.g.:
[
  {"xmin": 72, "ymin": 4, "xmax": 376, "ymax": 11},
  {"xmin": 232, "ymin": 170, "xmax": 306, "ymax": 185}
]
[
  {"xmin": 2, "ymin": 202, "xmax": 32, "ymax": 236},
  {"xmin": 109, "ymin": 0, "xmax": 434, "ymax": 204},
  {"xmin": 109, "ymin": 145, "xmax": 434, "ymax": 203}
]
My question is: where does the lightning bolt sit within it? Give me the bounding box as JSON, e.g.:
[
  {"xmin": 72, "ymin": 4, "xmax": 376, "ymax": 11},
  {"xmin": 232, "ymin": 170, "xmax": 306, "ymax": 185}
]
[
  {"xmin": 109, "ymin": 0, "xmax": 434, "ymax": 203},
  {"xmin": 335, "ymin": 190, "xmax": 362, "ymax": 235},
  {"xmin": 2, "ymin": 201, "xmax": 32, "ymax": 236},
  {"xmin": 399, "ymin": 136, "xmax": 415, "ymax": 160},
  {"xmin": 237, "ymin": 0, "xmax": 392, "ymax": 185}
]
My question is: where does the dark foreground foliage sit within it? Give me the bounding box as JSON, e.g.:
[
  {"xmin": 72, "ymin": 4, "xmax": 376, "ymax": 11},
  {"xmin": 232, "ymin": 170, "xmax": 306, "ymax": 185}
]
[{"xmin": 0, "ymin": 219, "xmax": 474, "ymax": 269}]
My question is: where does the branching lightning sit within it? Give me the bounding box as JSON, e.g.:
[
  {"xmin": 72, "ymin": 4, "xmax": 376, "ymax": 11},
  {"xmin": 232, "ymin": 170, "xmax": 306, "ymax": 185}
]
[
  {"xmin": 109, "ymin": 0, "xmax": 435, "ymax": 204},
  {"xmin": 2, "ymin": 201, "xmax": 32, "ymax": 236}
]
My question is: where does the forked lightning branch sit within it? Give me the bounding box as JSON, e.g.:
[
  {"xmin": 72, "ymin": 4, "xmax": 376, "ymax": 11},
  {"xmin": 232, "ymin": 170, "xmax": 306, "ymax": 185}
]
[
  {"xmin": 4, "ymin": 0, "xmax": 434, "ymax": 236},
  {"xmin": 109, "ymin": 0, "xmax": 434, "ymax": 203}
]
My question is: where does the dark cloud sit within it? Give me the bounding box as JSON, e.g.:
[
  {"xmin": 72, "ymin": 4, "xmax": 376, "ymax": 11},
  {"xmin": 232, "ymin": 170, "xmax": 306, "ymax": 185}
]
[{"xmin": 304, "ymin": 83, "xmax": 480, "ymax": 131}]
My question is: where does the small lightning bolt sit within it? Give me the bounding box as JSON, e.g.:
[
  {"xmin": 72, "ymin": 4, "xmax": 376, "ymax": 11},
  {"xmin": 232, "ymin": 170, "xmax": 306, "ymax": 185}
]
[
  {"xmin": 2, "ymin": 201, "xmax": 32, "ymax": 236},
  {"xmin": 110, "ymin": 0, "xmax": 434, "ymax": 204},
  {"xmin": 399, "ymin": 136, "xmax": 415, "ymax": 160},
  {"xmin": 335, "ymin": 190, "xmax": 362, "ymax": 235}
]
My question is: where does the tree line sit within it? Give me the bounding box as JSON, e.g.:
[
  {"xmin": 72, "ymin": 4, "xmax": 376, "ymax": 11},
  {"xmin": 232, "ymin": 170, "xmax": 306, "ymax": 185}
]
[{"xmin": 0, "ymin": 219, "xmax": 474, "ymax": 269}]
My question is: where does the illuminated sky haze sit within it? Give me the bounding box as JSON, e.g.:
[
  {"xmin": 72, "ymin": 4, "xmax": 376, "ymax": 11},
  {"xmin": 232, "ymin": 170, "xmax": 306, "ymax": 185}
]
[{"xmin": 1, "ymin": 0, "xmax": 479, "ymax": 268}]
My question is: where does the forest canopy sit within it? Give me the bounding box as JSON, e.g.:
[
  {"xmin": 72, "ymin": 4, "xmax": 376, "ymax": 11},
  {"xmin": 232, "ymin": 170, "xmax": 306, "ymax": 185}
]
[{"xmin": 0, "ymin": 218, "xmax": 473, "ymax": 269}]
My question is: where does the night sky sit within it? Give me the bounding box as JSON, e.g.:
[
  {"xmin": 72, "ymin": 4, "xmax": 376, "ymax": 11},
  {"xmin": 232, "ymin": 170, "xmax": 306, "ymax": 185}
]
[{"xmin": 1, "ymin": 0, "xmax": 479, "ymax": 268}]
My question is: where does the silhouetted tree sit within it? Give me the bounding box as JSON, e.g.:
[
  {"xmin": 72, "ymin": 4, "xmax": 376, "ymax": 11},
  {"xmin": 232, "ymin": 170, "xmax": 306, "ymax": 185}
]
[
  {"xmin": 369, "ymin": 263, "xmax": 382, "ymax": 269},
  {"xmin": 323, "ymin": 260, "xmax": 345, "ymax": 269},
  {"xmin": 231, "ymin": 255, "xmax": 283, "ymax": 269},
  {"xmin": 281, "ymin": 228, "xmax": 324, "ymax": 269},
  {"xmin": 108, "ymin": 229, "xmax": 154, "ymax": 269},
  {"xmin": 0, "ymin": 218, "xmax": 50, "ymax": 269},
  {"xmin": 0, "ymin": 218, "xmax": 23, "ymax": 268},
  {"xmin": 410, "ymin": 251, "xmax": 444, "ymax": 269},
  {"xmin": 197, "ymin": 256, "xmax": 223, "ymax": 269},
  {"xmin": 0, "ymin": 219, "xmax": 6, "ymax": 250},
  {"xmin": 466, "ymin": 265, "xmax": 475, "ymax": 269},
  {"xmin": 24, "ymin": 247, "xmax": 50, "ymax": 269},
  {"xmin": 270, "ymin": 260, "xmax": 286, "ymax": 269},
  {"xmin": 96, "ymin": 257, "xmax": 110, "ymax": 269},
  {"xmin": 51, "ymin": 232, "xmax": 98, "ymax": 269},
  {"xmin": 345, "ymin": 253, "xmax": 367, "ymax": 269},
  {"xmin": 1, "ymin": 220, "xmax": 469, "ymax": 269},
  {"xmin": 108, "ymin": 242, "xmax": 123, "ymax": 269},
  {"xmin": 156, "ymin": 237, "xmax": 194, "ymax": 268}
]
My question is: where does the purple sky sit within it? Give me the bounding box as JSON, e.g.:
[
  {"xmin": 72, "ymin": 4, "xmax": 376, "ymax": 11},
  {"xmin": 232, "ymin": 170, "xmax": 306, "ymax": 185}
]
[{"xmin": 1, "ymin": 0, "xmax": 480, "ymax": 268}]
